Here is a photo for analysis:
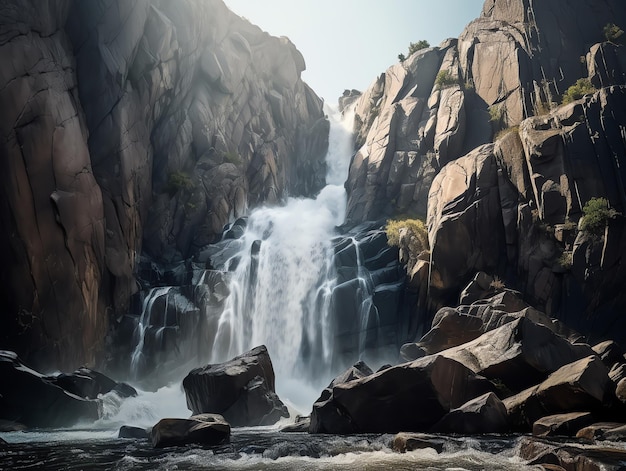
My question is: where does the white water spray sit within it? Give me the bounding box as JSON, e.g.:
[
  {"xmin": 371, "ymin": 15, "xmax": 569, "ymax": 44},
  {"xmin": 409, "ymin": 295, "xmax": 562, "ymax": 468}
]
[{"xmin": 209, "ymin": 106, "xmax": 355, "ymax": 405}]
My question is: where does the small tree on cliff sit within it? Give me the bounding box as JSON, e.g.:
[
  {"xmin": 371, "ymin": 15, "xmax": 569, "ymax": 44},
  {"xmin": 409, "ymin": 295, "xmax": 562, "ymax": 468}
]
[
  {"xmin": 580, "ymin": 197, "xmax": 618, "ymax": 235},
  {"xmin": 408, "ymin": 40, "xmax": 430, "ymax": 55},
  {"xmin": 400, "ymin": 40, "xmax": 430, "ymax": 62},
  {"xmin": 562, "ymin": 78, "xmax": 596, "ymax": 104},
  {"xmin": 604, "ymin": 23, "xmax": 624, "ymax": 43}
]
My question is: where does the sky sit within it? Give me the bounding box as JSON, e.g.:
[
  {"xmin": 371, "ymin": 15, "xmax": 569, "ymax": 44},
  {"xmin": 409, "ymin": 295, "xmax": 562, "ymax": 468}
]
[{"xmin": 223, "ymin": 0, "xmax": 485, "ymax": 103}]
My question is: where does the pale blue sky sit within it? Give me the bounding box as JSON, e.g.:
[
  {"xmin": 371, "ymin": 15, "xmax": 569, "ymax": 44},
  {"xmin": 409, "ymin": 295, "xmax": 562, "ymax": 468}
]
[{"xmin": 223, "ymin": 0, "xmax": 484, "ymax": 103}]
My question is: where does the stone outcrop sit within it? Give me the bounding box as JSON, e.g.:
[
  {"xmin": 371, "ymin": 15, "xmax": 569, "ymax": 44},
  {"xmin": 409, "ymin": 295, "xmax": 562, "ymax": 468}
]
[
  {"xmin": 0, "ymin": 351, "xmax": 98, "ymax": 428},
  {"xmin": 504, "ymin": 355, "xmax": 610, "ymax": 430},
  {"xmin": 431, "ymin": 392, "xmax": 508, "ymax": 434},
  {"xmin": 532, "ymin": 412, "xmax": 595, "ymax": 438},
  {"xmin": 520, "ymin": 436, "xmax": 626, "ymax": 471},
  {"xmin": 182, "ymin": 345, "xmax": 288, "ymax": 426},
  {"xmin": 343, "ymin": 0, "xmax": 626, "ymax": 347},
  {"xmin": 0, "ymin": 0, "xmax": 328, "ymax": 371},
  {"xmin": 47, "ymin": 367, "xmax": 136, "ymax": 399},
  {"xmin": 440, "ymin": 316, "xmax": 595, "ymax": 392},
  {"xmin": 309, "ymin": 354, "xmax": 493, "ymax": 434},
  {"xmin": 151, "ymin": 414, "xmax": 230, "ymax": 448}
]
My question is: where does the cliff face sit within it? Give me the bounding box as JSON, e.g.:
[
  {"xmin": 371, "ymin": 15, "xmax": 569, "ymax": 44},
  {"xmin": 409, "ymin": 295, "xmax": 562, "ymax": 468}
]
[
  {"xmin": 346, "ymin": 0, "xmax": 626, "ymax": 342},
  {"xmin": 0, "ymin": 0, "xmax": 328, "ymax": 370}
]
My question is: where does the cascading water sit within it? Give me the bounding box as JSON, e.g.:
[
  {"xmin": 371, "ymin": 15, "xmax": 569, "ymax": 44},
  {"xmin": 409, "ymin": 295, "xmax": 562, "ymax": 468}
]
[
  {"xmin": 125, "ymin": 104, "xmax": 408, "ymax": 409},
  {"xmin": 208, "ymin": 105, "xmax": 356, "ymax": 406}
]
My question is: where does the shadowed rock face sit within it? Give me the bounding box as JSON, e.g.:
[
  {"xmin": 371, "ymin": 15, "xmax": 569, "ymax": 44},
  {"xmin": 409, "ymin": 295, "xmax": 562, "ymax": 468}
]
[{"xmin": 0, "ymin": 0, "xmax": 328, "ymax": 371}]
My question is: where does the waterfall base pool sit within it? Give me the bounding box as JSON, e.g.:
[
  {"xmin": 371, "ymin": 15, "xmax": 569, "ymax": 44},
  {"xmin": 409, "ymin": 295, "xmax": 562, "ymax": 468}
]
[{"xmin": 0, "ymin": 429, "xmax": 542, "ymax": 470}]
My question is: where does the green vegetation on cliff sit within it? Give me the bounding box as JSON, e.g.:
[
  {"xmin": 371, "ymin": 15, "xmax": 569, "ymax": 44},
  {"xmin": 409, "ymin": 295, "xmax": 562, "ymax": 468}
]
[
  {"xmin": 562, "ymin": 78, "xmax": 596, "ymax": 104},
  {"xmin": 435, "ymin": 70, "xmax": 457, "ymax": 89},
  {"xmin": 580, "ymin": 197, "xmax": 618, "ymax": 235},
  {"xmin": 398, "ymin": 40, "xmax": 430, "ymax": 63},
  {"xmin": 386, "ymin": 218, "xmax": 429, "ymax": 254},
  {"xmin": 167, "ymin": 171, "xmax": 195, "ymax": 195},
  {"xmin": 604, "ymin": 23, "xmax": 624, "ymax": 43}
]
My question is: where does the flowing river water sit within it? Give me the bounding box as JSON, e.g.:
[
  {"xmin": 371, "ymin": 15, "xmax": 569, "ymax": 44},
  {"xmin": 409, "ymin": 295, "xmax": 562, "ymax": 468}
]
[{"xmin": 0, "ymin": 107, "xmax": 545, "ymax": 469}]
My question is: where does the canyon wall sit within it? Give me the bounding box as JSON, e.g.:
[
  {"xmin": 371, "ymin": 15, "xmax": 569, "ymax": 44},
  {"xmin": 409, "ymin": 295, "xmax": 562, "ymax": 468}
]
[
  {"xmin": 346, "ymin": 0, "xmax": 626, "ymax": 342},
  {"xmin": 0, "ymin": 0, "xmax": 328, "ymax": 370}
]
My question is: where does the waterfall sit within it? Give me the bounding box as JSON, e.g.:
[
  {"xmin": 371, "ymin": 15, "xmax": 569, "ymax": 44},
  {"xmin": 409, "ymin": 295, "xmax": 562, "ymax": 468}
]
[
  {"xmin": 209, "ymin": 105, "xmax": 355, "ymax": 389},
  {"xmin": 126, "ymin": 104, "xmax": 410, "ymax": 410}
]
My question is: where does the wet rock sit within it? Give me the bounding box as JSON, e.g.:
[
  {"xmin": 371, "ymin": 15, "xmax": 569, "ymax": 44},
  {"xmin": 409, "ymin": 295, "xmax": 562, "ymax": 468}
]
[
  {"xmin": 182, "ymin": 345, "xmax": 288, "ymax": 426},
  {"xmin": 431, "ymin": 392, "xmax": 508, "ymax": 434},
  {"xmin": 440, "ymin": 316, "xmax": 596, "ymax": 393},
  {"xmin": 47, "ymin": 367, "xmax": 137, "ymax": 400},
  {"xmin": 392, "ymin": 432, "xmax": 445, "ymax": 453},
  {"xmin": 576, "ymin": 422, "xmax": 626, "ymax": 441},
  {"xmin": 310, "ymin": 354, "xmax": 493, "ymax": 434},
  {"xmin": 532, "ymin": 412, "xmax": 595, "ymax": 438},
  {"xmin": 520, "ymin": 436, "xmax": 626, "ymax": 471},
  {"xmin": 0, "ymin": 351, "xmax": 98, "ymax": 428},
  {"xmin": 119, "ymin": 425, "xmax": 150, "ymax": 439},
  {"xmin": 309, "ymin": 361, "xmax": 375, "ymax": 434},
  {"xmin": 280, "ymin": 415, "xmax": 310, "ymax": 433},
  {"xmin": 0, "ymin": 420, "xmax": 27, "ymax": 432},
  {"xmin": 505, "ymin": 356, "xmax": 609, "ymax": 431},
  {"xmin": 151, "ymin": 414, "xmax": 230, "ymax": 448}
]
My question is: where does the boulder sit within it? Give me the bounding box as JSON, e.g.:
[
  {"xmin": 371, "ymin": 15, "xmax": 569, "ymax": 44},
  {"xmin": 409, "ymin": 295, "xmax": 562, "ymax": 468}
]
[
  {"xmin": 310, "ymin": 354, "xmax": 493, "ymax": 434},
  {"xmin": 392, "ymin": 433, "xmax": 446, "ymax": 453},
  {"xmin": 119, "ymin": 425, "xmax": 150, "ymax": 439},
  {"xmin": 440, "ymin": 317, "xmax": 596, "ymax": 393},
  {"xmin": 328, "ymin": 361, "xmax": 373, "ymax": 387},
  {"xmin": 592, "ymin": 340, "xmax": 624, "ymax": 368},
  {"xmin": 505, "ymin": 356, "xmax": 610, "ymax": 431},
  {"xmin": 47, "ymin": 367, "xmax": 137, "ymax": 399},
  {"xmin": 0, "ymin": 351, "xmax": 98, "ymax": 428},
  {"xmin": 576, "ymin": 422, "xmax": 626, "ymax": 441},
  {"xmin": 151, "ymin": 414, "xmax": 230, "ymax": 448},
  {"xmin": 182, "ymin": 345, "xmax": 288, "ymax": 426},
  {"xmin": 399, "ymin": 343, "xmax": 427, "ymax": 362},
  {"xmin": 520, "ymin": 436, "xmax": 626, "ymax": 471},
  {"xmin": 417, "ymin": 308, "xmax": 484, "ymax": 354},
  {"xmin": 280, "ymin": 415, "xmax": 310, "ymax": 433},
  {"xmin": 309, "ymin": 361, "xmax": 375, "ymax": 434},
  {"xmin": 431, "ymin": 392, "xmax": 508, "ymax": 434},
  {"xmin": 532, "ymin": 412, "xmax": 595, "ymax": 438}
]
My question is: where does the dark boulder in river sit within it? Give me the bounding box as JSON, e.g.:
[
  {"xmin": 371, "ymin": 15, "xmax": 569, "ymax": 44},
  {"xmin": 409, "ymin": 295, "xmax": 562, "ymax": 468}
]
[
  {"xmin": 310, "ymin": 354, "xmax": 494, "ymax": 433},
  {"xmin": 151, "ymin": 414, "xmax": 230, "ymax": 448},
  {"xmin": 0, "ymin": 351, "xmax": 98, "ymax": 428},
  {"xmin": 47, "ymin": 367, "xmax": 137, "ymax": 399},
  {"xmin": 182, "ymin": 345, "xmax": 289, "ymax": 426}
]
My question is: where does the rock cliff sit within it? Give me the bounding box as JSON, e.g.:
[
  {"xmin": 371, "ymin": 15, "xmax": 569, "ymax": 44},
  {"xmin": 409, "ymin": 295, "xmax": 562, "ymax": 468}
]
[
  {"xmin": 346, "ymin": 0, "xmax": 626, "ymax": 342},
  {"xmin": 0, "ymin": 0, "xmax": 328, "ymax": 370}
]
